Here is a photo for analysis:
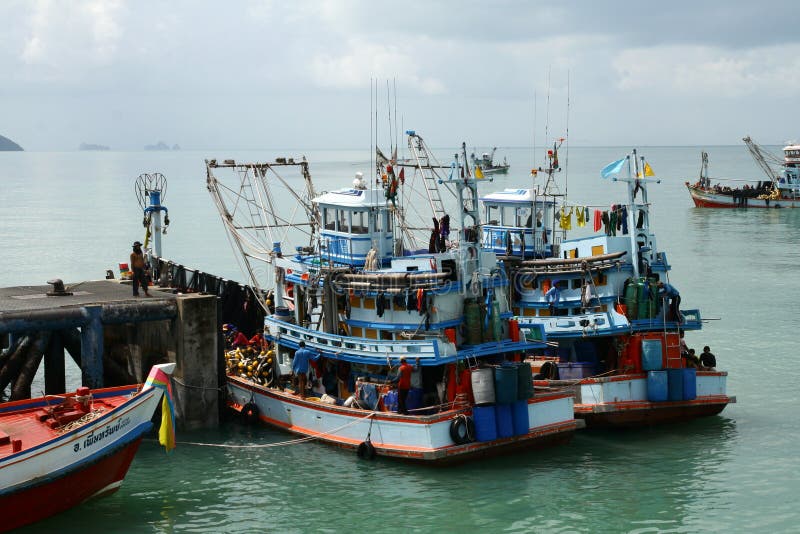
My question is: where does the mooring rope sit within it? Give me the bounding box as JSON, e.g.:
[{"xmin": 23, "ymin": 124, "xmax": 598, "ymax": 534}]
[{"xmin": 167, "ymin": 411, "xmax": 377, "ymax": 449}]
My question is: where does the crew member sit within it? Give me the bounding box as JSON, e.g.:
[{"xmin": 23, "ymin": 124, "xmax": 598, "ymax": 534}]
[
  {"xmin": 395, "ymin": 357, "xmax": 420, "ymax": 415},
  {"xmin": 291, "ymin": 341, "xmax": 320, "ymax": 399},
  {"xmin": 700, "ymin": 346, "xmax": 717, "ymax": 370},
  {"xmin": 130, "ymin": 241, "xmax": 151, "ymax": 297},
  {"xmin": 657, "ymin": 281, "xmax": 681, "ymax": 322}
]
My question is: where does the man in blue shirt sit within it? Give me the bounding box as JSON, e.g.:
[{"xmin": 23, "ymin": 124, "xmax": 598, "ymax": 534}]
[
  {"xmin": 657, "ymin": 281, "xmax": 681, "ymax": 323},
  {"xmin": 291, "ymin": 341, "xmax": 320, "ymax": 399},
  {"xmin": 545, "ymin": 282, "xmax": 561, "ymax": 315}
]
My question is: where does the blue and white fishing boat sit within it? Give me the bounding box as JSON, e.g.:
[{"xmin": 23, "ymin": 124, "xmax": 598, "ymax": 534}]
[
  {"xmin": 470, "ymin": 147, "xmax": 509, "ymax": 175},
  {"xmin": 481, "ymin": 148, "xmax": 735, "ymax": 427},
  {"xmin": 206, "ymin": 133, "xmax": 580, "ymax": 463}
]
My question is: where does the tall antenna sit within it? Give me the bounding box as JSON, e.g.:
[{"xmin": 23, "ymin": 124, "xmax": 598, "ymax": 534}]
[
  {"xmin": 386, "ymin": 80, "xmax": 393, "ymax": 156},
  {"xmin": 565, "ymin": 71, "xmax": 570, "ymax": 200},
  {"xmin": 393, "ymin": 78, "xmax": 398, "ymax": 159},
  {"xmin": 532, "ymin": 89, "xmax": 537, "ymax": 172},
  {"xmin": 545, "ymin": 65, "xmax": 551, "ymax": 147},
  {"xmin": 370, "ymin": 78, "xmax": 373, "ymax": 184}
]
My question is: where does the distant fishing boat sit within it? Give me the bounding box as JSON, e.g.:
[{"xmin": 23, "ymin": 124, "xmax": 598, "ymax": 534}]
[
  {"xmin": 0, "ymin": 364, "xmax": 175, "ymax": 531},
  {"xmin": 481, "ymin": 147, "xmax": 735, "ymax": 427},
  {"xmin": 207, "ymin": 133, "xmax": 581, "ymax": 464},
  {"xmin": 685, "ymin": 137, "xmax": 800, "ymax": 208},
  {"xmin": 470, "ymin": 147, "xmax": 509, "ymax": 175}
]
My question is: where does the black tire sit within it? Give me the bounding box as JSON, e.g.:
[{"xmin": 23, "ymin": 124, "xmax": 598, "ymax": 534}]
[
  {"xmin": 242, "ymin": 402, "xmax": 259, "ymax": 425},
  {"xmin": 357, "ymin": 440, "xmax": 376, "ymax": 460},
  {"xmin": 450, "ymin": 415, "xmax": 475, "ymax": 444},
  {"xmin": 540, "ymin": 361, "xmax": 559, "ymax": 380}
]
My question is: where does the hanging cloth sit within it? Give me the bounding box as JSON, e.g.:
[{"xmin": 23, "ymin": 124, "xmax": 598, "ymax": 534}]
[
  {"xmin": 593, "ymin": 210, "xmax": 602, "ymax": 232},
  {"xmin": 558, "ymin": 207, "xmax": 574, "ymax": 230},
  {"xmin": 609, "ymin": 209, "xmax": 618, "ymax": 236},
  {"xmin": 602, "ymin": 211, "xmax": 611, "ymax": 235},
  {"xmin": 576, "ymin": 207, "xmax": 586, "ymax": 227},
  {"xmin": 620, "ymin": 206, "xmax": 629, "ymax": 235}
]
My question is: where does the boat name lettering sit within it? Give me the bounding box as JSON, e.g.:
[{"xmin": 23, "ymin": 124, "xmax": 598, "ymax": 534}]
[{"xmin": 81, "ymin": 417, "xmax": 131, "ymax": 450}]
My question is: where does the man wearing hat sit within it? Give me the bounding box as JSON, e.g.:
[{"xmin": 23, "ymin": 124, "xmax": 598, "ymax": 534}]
[{"xmin": 130, "ymin": 241, "xmax": 151, "ymax": 297}]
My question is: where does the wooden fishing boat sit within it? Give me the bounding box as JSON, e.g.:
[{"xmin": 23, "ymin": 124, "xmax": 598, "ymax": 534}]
[
  {"xmin": 208, "ymin": 133, "xmax": 582, "ymax": 463},
  {"xmin": 0, "ymin": 363, "xmax": 175, "ymax": 531},
  {"xmin": 685, "ymin": 137, "xmax": 800, "ymax": 208},
  {"xmin": 481, "ymin": 148, "xmax": 735, "ymax": 427}
]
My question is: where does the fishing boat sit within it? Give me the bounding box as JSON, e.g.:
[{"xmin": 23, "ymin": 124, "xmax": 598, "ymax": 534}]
[
  {"xmin": 482, "ymin": 148, "xmax": 735, "ymax": 427},
  {"xmin": 470, "ymin": 147, "xmax": 510, "ymax": 175},
  {"xmin": 0, "ymin": 363, "xmax": 175, "ymax": 530},
  {"xmin": 685, "ymin": 137, "xmax": 800, "ymax": 208},
  {"xmin": 207, "ymin": 133, "xmax": 581, "ymax": 464}
]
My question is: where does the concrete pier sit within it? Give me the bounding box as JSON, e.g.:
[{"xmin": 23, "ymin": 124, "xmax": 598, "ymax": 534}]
[{"xmin": 0, "ymin": 280, "xmax": 220, "ymax": 430}]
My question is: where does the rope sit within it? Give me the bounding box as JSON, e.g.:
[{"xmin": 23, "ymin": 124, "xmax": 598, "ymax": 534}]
[
  {"xmin": 169, "ymin": 411, "xmax": 376, "ymax": 449},
  {"xmin": 171, "ymin": 376, "xmax": 224, "ymax": 392}
]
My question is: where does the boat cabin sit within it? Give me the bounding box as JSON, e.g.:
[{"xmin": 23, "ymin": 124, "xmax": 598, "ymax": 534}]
[
  {"xmin": 480, "ymin": 189, "xmax": 558, "ymax": 258},
  {"xmin": 316, "ymin": 187, "xmax": 394, "ymax": 267}
]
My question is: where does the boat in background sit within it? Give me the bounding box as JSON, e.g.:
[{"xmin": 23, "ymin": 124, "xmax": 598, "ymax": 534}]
[
  {"xmin": 470, "ymin": 147, "xmax": 509, "ymax": 175},
  {"xmin": 0, "ymin": 363, "xmax": 175, "ymax": 531},
  {"xmin": 482, "ymin": 148, "xmax": 735, "ymax": 427},
  {"xmin": 208, "ymin": 132, "xmax": 581, "ymax": 464},
  {"xmin": 686, "ymin": 137, "xmax": 800, "ymax": 208}
]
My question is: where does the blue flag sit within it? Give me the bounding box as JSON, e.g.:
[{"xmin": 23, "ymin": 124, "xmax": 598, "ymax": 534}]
[{"xmin": 600, "ymin": 158, "xmax": 626, "ymax": 179}]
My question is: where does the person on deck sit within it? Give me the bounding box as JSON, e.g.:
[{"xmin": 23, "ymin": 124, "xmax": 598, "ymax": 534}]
[
  {"xmin": 291, "ymin": 341, "xmax": 320, "ymax": 399},
  {"xmin": 395, "ymin": 357, "xmax": 420, "ymax": 415},
  {"xmin": 657, "ymin": 281, "xmax": 681, "ymax": 322},
  {"xmin": 700, "ymin": 346, "xmax": 717, "ymax": 370},
  {"xmin": 545, "ymin": 282, "xmax": 561, "ymax": 315},
  {"xmin": 130, "ymin": 241, "xmax": 151, "ymax": 297}
]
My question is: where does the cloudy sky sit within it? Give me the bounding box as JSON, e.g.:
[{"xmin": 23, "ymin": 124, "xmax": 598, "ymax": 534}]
[{"xmin": 1, "ymin": 0, "xmax": 798, "ymax": 150}]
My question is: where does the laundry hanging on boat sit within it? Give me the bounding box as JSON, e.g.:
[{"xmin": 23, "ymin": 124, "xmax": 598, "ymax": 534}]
[
  {"xmin": 576, "ymin": 206, "xmax": 587, "ymax": 227},
  {"xmin": 593, "ymin": 209, "xmax": 602, "ymax": 232},
  {"xmin": 609, "ymin": 208, "xmax": 618, "ymax": 236},
  {"xmin": 619, "ymin": 206, "xmax": 629, "ymax": 234},
  {"xmin": 558, "ymin": 207, "xmax": 574, "ymax": 230}
]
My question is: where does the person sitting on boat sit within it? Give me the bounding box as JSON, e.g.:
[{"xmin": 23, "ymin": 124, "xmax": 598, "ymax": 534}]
[
  {"xmin": 657, "ymin": 281, "xmax": 681, "ymax": 323},
  {"xmin": 700, "ymin": 346, "xmax": 717, "ymax": 370},
  {"xmin": 683, "ymin": 348, "xmax": 700, "ymax": 369},
  {"xmin": 291, "ymin": 341, "xmax": 320, "ymax": 399},
  {"xmin": 394, "ymin": 357, "xmax": 420, "ymax": 415}
]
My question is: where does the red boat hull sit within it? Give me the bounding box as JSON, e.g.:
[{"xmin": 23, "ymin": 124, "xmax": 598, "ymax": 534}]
[{"xmin": 0, "ymin": 437, "xmax": 144, "ymax": 532}]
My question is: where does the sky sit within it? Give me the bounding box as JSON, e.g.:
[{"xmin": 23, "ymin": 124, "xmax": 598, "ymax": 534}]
[{"xmin": 1, "ymin": 0, "xmax": 799, "ymax": 151}]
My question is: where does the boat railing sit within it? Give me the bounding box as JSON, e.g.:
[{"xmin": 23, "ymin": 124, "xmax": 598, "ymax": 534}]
[{"xmin": 265, "ymin": 316, "xmax": 450, "ymax": 362}]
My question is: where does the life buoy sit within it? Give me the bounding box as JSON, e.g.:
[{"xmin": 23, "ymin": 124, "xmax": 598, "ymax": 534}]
[
  {"xmin": 357, "ymin": 440, "xmax": 376, "ymax": 460},
  {"xmin": 242, "ymin": 402, "xmax": 259, "ymax": 425},
  {"xmin": 449, "ymin": 415, "xmax": 475, "ymax": 444}
]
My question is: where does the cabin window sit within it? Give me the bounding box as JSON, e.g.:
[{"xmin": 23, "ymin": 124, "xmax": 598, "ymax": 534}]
[
  {"xmin": 380, "ymin": 330, "xmax": 393, "ymax": 340},
  {"xmin": 516, "ymin": 207, "xmax": 531, "ymax": 227},
  {"xmin": 385, "ymin": 213, "xmax": 393, "ymax": 232},
  {"xmin": 323, "ymin": 208, "xmax": 335, "ymax": 230},
  {"xmin": 373, "ymin": 210, "xmax": 382, "ymax": 232},
  {"xmin": 352, "ymin": 211, "xmax": 367, "ymax": 234},
  {"xmin": 486, "ymin": 205, "xmax": 499, "ymax": 224},
  {"xmin": 350, "ymin": 326, "xmax": 363, "ymax": 337},
  {"xmin": 501, "ymin": 206, "xmax": 515, "ymax": 226},
  {"xmin": 338, "ymin": 210, "xmax": 350, "ymax": 233},
  {"xmin": 596, "ymin": 273, "xmax": 607, "ymax": 286}
]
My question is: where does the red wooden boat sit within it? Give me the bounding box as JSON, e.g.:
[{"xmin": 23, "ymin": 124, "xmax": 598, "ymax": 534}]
[{"xmin": 0, "ymin": 363, "xmax": 175, "ymax": 531}]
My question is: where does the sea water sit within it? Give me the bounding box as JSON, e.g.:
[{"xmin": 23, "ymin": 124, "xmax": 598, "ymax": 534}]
[{"xmin": 2, "ymin": 145, "xmax": 798, "ymax": 533}]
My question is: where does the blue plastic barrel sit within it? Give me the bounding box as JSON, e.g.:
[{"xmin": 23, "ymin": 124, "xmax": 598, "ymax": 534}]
[
  {"xmin": 682, "ymin": 368, "xmax": 697, "ymax": 400},
  {"xmin": 647, "ymin": 370, "xmax": 668, "ymax": 402},
  {"xmin": 667, "ymin": 369, "xmax": 684, "ymax": 401},
  {"xmin": 641, "ymin": 339, "xmax": 663, "ymax": 371},
  {"xmin": 516, "ymin": 362, "xmax": 534, "ymax": 400},
  {"xmin": 473, "ymin": 405, "xmax": 498, "ymax": 442},
  {"xmin": 511, "ymin": 399, "xmax": 529, "ymax": 436},
  {"xmin": 494, "ymin": 366, "xmax": 518, "ymax": 404},
  {"xmin": 494, "ymin": 403, "xmax": 513, "ymax": 438}
]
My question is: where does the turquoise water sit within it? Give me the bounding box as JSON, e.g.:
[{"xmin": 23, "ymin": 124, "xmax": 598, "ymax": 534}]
[{"xmin": 3, "ymin": 146, "xmax": 798, "ymax": 533}]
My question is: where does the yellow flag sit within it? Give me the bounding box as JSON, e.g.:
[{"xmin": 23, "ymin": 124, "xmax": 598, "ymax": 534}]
[
  {"xmin": 644, "ymin": 162, "xmax": 655, "ymax": 177},
  {"xmin": 475, "ymin": 166, "xmax": 484, "ymax": 179}
]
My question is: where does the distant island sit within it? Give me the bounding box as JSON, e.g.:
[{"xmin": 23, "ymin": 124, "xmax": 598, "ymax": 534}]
[
  {"xmin": 145, "ymin": 141, "xmax": 181, "ymax": 151},
  {"xmin": 79, "ymin": 142, "xmax": 110, "ymax": 151},
  {"xmin": 0, "ymin": 134, "xmax": 23, "ymax": 151}
]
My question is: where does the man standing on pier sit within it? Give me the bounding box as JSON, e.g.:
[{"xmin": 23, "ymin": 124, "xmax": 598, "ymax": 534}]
[{"xmin": 130, "ymin": 241, "xmax": 151, "ymax": 297}]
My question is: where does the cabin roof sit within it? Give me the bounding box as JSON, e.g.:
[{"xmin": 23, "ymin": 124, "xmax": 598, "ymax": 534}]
[
  {"xmin": 313, "ymin": 188, "xmax": 387, "ymax": 209},
  {"xmin": 480, "ymin": 188, "xmax": 556, "ymax": 205}
]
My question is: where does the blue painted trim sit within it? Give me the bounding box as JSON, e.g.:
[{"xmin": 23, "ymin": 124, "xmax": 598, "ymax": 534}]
[{"xmin": 344, "ymin": 317, "xmax": 464, "ymax": 330}]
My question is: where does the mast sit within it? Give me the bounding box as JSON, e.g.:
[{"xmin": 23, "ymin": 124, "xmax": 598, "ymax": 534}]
[{"xmin": 743, "ymin": 136, "xmax": 781, "ymax": 184}]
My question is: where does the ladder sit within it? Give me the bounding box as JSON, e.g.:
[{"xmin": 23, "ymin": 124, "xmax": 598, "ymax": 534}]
[{"xmin": 407, "ymin": 132, "xmax": 447, "ymax": 221}]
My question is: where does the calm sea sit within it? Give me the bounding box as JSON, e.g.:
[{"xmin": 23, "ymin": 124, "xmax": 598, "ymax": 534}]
[{"xmin": 2, "ymin": 145, "xmax": 797, "ymax": 533}]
